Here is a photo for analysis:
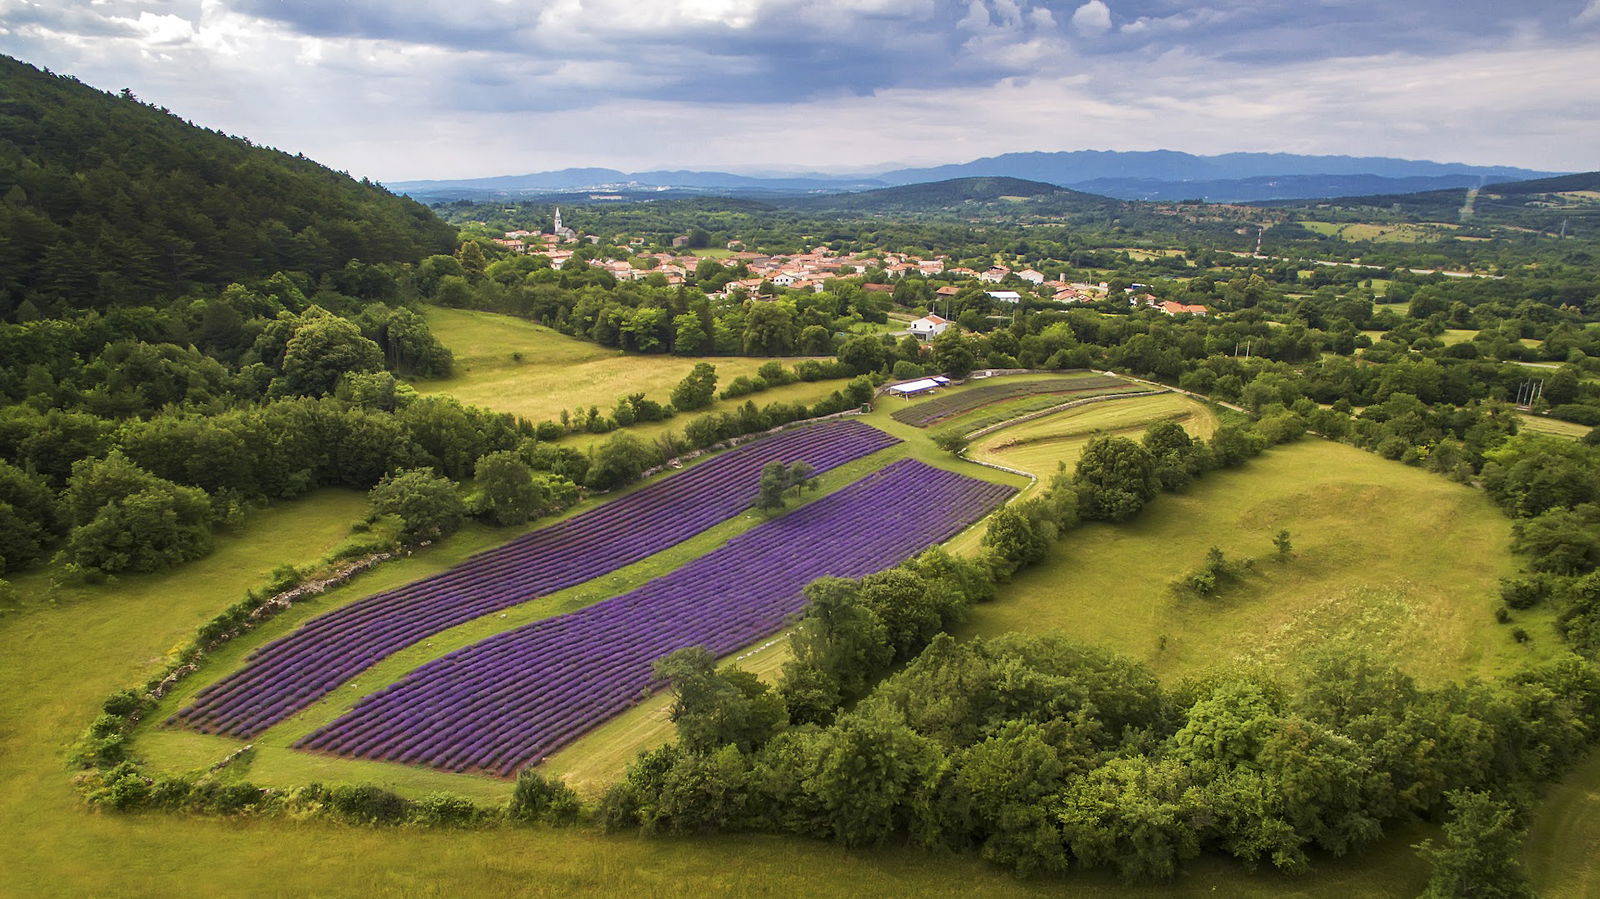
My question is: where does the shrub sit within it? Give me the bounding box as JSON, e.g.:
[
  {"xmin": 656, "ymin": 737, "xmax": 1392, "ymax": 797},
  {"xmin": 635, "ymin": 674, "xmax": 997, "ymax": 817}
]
[
  {"xmin": 368, "ymin": 469, "xmax": 468, "ymax": 543},
  {"xmin": 1501, "ymin": 575, "xmax": 1557, "ymax": 610},
  {"xmin": 1550, "ymin": 404, "xmax": 1600, "ymax": 427},
  {"xmin": 326, "ymin": 784, "xmax": 410, "ymax": 825},
  {"xmin": 509, "ymin": 769, "xmax": 582, "ymax": 825},
  {"xmin": 409, "ymin": 792, "xmax": 482, "ymax": 827}
]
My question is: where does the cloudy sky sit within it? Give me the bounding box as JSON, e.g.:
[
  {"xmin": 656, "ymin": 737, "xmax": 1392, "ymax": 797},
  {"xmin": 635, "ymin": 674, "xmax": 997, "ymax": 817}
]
[{"xmin": 3, "ymin": 0, "xmax": 1598, "ymax": 181}]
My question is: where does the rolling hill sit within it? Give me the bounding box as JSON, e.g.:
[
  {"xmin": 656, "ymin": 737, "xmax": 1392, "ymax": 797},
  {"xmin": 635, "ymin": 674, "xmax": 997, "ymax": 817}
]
[
  {"xmin": 0, "ymin": 54, "xmax": 455, "ymax": 318},
  {"xmin": 1263, "ymin": 170, "xmax": 1600, "ymax": 235},
  {"xmin": 390, "ymin": 150, "xmax": 1563, "ymax": 205},
  {"xmin": 775, "ymin": 176, "xmax": 1121, "ymax": 217}
]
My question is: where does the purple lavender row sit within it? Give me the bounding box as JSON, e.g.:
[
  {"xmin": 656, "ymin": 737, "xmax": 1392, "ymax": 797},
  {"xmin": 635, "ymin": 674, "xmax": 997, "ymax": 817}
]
[
  {"xmin": 173, "ymin": 420, "xmax": 900, "ymax": 738},
  {"xmin": 294, "ymin": 458, "xmax": 1014, "ymax": 776}
]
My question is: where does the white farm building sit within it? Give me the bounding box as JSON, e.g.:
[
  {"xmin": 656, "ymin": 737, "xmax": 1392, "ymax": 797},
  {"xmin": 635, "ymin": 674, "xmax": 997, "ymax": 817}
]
[
  {"xmin": 908, "ymin": 314, "xmax": 950, "ymax": 340},
  {"xmin": 887, "ymin": 376, "xmax": 951, "ymax": 397}
]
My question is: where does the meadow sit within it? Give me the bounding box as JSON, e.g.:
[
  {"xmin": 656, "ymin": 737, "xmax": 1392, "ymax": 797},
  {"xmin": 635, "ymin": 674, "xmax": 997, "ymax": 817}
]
[
  {"xmin": 961, "ymin": 438, "xmax": 1552, "ymax": 684},
  {"xmin": 966, "ymin": 391, "xmax": 1217, "ymax": 484},
  {"xmin": 415, "ymin": 307, "xmax": 843, "ymax": 432},
  {"xmin": 0, "ymin": 491, "xmax": 1440, "ymax": 899},
  {"xmin": 1299, "ymin": 220, "xmax": 1461, "ymax": 243},
  {"xmin": 1519, "ymin": 412, "xmax": 1594, "ymax": 439}
]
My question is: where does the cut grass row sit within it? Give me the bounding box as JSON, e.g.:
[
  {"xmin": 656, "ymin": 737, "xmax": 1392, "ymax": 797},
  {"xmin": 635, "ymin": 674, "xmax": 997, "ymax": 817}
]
[
  {"xmin": 888, "ymin": 371, "xmax": 1133, "ymax": 428},
  {"xmin": 967, "ymin": 392, "xmax": 1217, "ymax": 487}
]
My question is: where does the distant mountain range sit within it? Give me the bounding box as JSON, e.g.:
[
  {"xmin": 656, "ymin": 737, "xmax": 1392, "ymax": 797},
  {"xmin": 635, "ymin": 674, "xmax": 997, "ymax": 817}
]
[{"xmin": 390, "ymin": 150, "xmax": 1564, "ymax": 205}]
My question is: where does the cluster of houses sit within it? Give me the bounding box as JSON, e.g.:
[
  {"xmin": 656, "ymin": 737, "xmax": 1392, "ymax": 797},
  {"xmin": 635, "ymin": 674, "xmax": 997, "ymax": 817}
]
[{"xmin": 489, "ymin": 215, "xmax": 1206, "ymax": 320}]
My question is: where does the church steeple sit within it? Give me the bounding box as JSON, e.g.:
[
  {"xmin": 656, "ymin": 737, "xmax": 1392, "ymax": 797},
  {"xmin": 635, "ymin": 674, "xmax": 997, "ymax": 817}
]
[{"xmin": 553, "ymin": 207, "xmax": 563, "ymax": 233}]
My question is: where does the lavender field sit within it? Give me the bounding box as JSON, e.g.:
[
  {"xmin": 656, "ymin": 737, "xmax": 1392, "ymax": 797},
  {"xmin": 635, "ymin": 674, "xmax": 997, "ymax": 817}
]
[
  {"xmin": 173, "ymin": 421, "xmax": 898, "ymax": 739},
  {"xmin": 295, "ymin": 458, "xmax": 1014, "ymax": 776}
]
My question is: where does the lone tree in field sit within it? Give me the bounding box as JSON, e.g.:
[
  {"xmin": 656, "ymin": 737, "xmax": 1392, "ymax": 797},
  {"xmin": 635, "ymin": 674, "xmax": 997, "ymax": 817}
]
[
  {"xmin": 671, "ymin": 362, "xmax": 718, "ymax": 411},
  {"xmin": 756, "ymin": 461, "xmax": 819, "ymax": 514},
  {"xmin": 369, "ymin": 468, "xmax": 468, "ymax": 543}
]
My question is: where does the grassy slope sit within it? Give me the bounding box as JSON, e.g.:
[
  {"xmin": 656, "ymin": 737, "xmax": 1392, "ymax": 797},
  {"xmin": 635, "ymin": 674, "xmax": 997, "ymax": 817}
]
[
  {"xmin": 1518, "ymin": 413, "xmax": 1593, "ymax": 439},
  {"xmin": 0, "ymin": 412, "xmax": 1438, "ymax": 897},
  {"xmin": 415, "ymin": 307, "xmax": 840, "ymax": 429},
  {"xmin": 961, "ymin": 439, "xmax": 1554, "ymax": 684},
  {"xmin": 968, "ymin": 392, "xmax": 1218, "ymax": 487}
]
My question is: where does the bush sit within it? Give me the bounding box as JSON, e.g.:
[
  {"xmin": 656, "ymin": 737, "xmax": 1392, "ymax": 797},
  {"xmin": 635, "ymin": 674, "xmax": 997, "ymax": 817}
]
[
  {"xmin": 326, "ymin": 784, "xmax": 410, "ymax": 825},
  {"xmin": 368, "ymin": 469, "xmax": 468, "ymax": 543},
  {"xmin": 409, "ymin": 792, "xmax": 482, "ymax": 827},
  {"xmin": 891, "ymin": 359, "xmax": 927, "ymax": 380},
  {"xmin": 586, "ymin": 432, "xmax": 659, "ymax": 492},
  {"xmin": 471, "ymin": 450, "xmax": 544, "ymax": 527},
  {"xmin": 1501, "ymin": 575, "xmax": 1557, "ymax": 610},
  {"xmin": 671, "ymin": 362, "xmax": 718, "ymax": 411},
  {"xmin": 758, "ymin": 361, "xmax": 796, "ymax": 386},
  {"xmin": 509, "ymin": 769, "xmax": 581, "ymax": 825},
  {"xmin": 1550, "ymin": 404, "xmax": 1600, "ymax": 427},
  {"xmin": 720, "ymin": 375, "xmax": 766, "ymax": 400}
]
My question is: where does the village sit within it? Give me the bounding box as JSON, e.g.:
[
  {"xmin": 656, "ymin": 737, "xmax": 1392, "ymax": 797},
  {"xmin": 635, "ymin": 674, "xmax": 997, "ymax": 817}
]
[{"xmin": 490, "ymin": 210, "xmax": 1209, "ymax": 334}]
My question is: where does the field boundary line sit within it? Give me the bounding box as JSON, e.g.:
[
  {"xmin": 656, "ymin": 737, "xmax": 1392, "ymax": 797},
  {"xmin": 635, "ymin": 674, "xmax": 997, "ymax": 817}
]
[{"xmin": 959, "ymin": 389, "xmax": 1169, "ymax": 443}]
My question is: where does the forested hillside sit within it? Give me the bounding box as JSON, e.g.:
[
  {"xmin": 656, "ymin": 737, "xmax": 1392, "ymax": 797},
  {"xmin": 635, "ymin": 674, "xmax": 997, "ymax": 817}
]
[{"xmin": 0, "ymin": 55, "xmax": 454, "ymax": 320}]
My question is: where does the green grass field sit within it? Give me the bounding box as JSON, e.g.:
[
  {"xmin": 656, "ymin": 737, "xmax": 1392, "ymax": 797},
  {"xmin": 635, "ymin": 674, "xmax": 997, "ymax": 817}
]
[
  {"xmin": 968, "ymin": 392, "xmax": 1218, "ymax": 484},
  {"xmin": 1519, "ymin": 413, "xmax": 1593, "ymax": 439},
  {"xmin": 961, "ymin": 439, "xmax": 1554, "ymax": 685},
  {"xmin": 1300, "ymin": 221, "xmax": 1458, "ymax": 243},
  {"xmin": 416, "ymin": 307, "xmax": 831, "ymax": 427}
]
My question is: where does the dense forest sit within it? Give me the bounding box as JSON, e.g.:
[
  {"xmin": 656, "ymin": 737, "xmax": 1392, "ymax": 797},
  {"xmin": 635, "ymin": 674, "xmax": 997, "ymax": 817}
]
[{"xmin": 0, "ymin": 55, "xmax": 455, "ymax": 321}]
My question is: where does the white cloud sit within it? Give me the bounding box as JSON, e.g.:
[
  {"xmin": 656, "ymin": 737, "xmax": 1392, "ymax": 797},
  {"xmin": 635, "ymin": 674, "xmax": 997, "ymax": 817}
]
[
  {"xmin": 1071, "ymin": 0, "xmax": 1111, "ymax": 36},
  {"xmin": 1577, "ymin": 0, "xmax": 1600, "ymax": 25},
  {"xmin": 0, "ymin": 0, "xmax": 1594, "ymax": 180}
]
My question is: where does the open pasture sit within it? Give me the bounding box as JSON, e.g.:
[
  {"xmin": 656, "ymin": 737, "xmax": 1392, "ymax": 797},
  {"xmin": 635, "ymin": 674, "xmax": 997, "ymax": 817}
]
[
  {"xmin": 962, "ymin": 439, "xmax": 1555, "ymax": 684},
  {"xmin": 417, "ymin": 307, "xmax": 830, "ymax": 426},
  {"xmin": 1299, "ymin": 221, "xmax": 1459, "ymax": 243},
  {"xmin": 1519, "ymin": 412, "xmax": 1593, "ymax": 439},
  {"xmin": 0, "ymin": 405, "xmax": 1551, "ymax": 896},
  {"xmin": 1526, "ymin": 747, "xmax": 1600, "ymax": 899}
]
